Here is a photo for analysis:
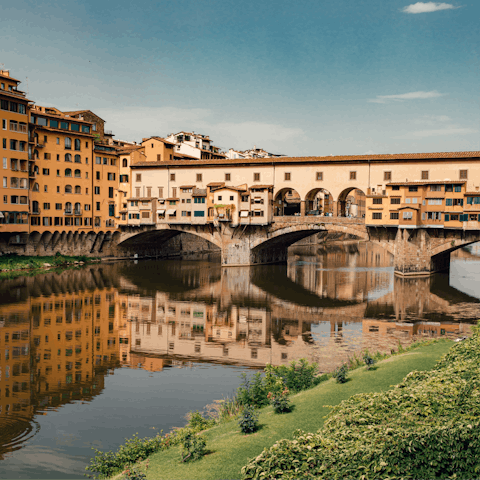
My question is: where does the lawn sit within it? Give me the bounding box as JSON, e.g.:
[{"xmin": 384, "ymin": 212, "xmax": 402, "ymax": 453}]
[{"xmin": 123, "ymin": 340, "xmax": 453, "ymax": 480}]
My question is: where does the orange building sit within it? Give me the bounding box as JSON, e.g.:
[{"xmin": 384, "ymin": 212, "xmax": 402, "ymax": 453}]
[{"xmin": 0, "ymin": 70, "xmax": 32, "ymax": 233}]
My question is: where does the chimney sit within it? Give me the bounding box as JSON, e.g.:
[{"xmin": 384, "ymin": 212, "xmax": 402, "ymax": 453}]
[{"xmin": 0, "ymin": 70, "xmax": 10, "ymax": 77}]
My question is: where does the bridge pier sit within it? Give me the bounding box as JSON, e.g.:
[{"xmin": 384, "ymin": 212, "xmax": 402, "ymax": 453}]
[{"xmin": 221, "ymin": 240, "xmax": 288, "ymax": 266}]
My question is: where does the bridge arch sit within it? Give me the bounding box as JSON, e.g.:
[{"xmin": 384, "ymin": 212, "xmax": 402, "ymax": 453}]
[
  {"xmin": 273, "ymin": 188, "xmax": 301, "ymax": 216},
  {"xmin": 337, "ymin": 187, "xmax": 366, "ymax": 218},
  {"xmin": 305, "ymin": 188, "xmax": 334, "ymax": 215}
]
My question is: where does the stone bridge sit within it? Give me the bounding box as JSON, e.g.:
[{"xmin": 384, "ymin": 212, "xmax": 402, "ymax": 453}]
[{"xmin": 117, "ymin": 215, "xmax": 480, "ymax": 276}]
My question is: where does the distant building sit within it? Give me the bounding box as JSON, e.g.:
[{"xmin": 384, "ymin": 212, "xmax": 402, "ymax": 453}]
[
  {"xmin": 226, "ymin": 146, "xmax": 285, "ymax": 159},
  {"xmin": 165, "ymin": 132, "xmax": 226, "ymax": 160}
]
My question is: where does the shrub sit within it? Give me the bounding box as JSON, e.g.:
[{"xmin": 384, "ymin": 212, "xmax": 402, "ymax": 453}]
[
  {"xmin": 181, "ymin": 430, "xmax": 206, "ymax": 462},
  {"xmin": 237, "ymin": 372, "xmax": 268, "ymax": 407},
  {"xmin": 185, "ymin": 410, "xmax": 214, "ymax": 430},
  {"xmin": 242, "ymin": 326, "xmax": 480, "ymax": 480},
  {"xmin": 268, "ymin": 387, "xmax": 291, "ymax": 414},
  {"xmin": 332, "ymin": 364, "xmax": 348, "ymax": 383},
  {"xmin": 238, "ymin": 405, "xmax": 259, "ymax": 434},
  {"xmin": 121, "ymin": 464, "xmax": 147, "ymax": 480},
  {"xmin": 363, "ymin": 352, "xmax": 376, "ymax": 370}
]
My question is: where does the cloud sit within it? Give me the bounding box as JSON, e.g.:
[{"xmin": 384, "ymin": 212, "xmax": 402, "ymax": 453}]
[
  {"xmin": 395, "ymin": 127, "xmax": 477, "ymax": 139},
  {"xmin": 401, "ymin": 2, "xmax": 460, "ymax": 14},
  {"xmin": 413, "ymin": 114, "xmax": 451, "ymax": 125},
  {"xmin": 368, "ymin": 91, "xmax": 445, "ymax": 103}
]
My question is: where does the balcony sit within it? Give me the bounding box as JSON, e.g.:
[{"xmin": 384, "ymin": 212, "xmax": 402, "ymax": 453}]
[
  {"xmin": 64, "ymin": 209, "xmax": 73, "ymax": 216},
  {"xmin": 28, "ymin": 170, "xmax": 36, "ymax": 178},
  {"xmin": 31, "ymin": 208, "xmax": 41, "ymax": 215}
]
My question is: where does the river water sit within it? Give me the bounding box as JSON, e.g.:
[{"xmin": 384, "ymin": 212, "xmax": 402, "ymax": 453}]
[{"xmin": 0, "ymin": 241, "xmax": 479, "ymax": 479}]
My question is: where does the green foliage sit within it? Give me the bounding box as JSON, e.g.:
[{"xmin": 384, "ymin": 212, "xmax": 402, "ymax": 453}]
[
  {"xmin": 237, "ymin": 372, "xmax": 269, "ymax": 407},
  {"xmin": 181, "ymin": 431, "xmax": 207, "ymax": 462},
  {"xmin": 242, "ymin": 325, "xmax": 480, "ymax": 480},
  {"xmin": 186, "ymin": 410, "xmax": 215, "ymax": 431},
  {"xmin": 332, "ymin": 364, "xmax": 348, "ymax": 383},
  {"xmin": 121, "ymin": 463, "xmax": 148, "ymax": 480},
  {"xmin": 238, "ymin": 405, "xmax": 259, "ymax": 434},
  {"xmin": 363, "ymin": 352, "xmax": 376, "ymax": 370},
  {"xmin": 268, "ymin": 387, "xmax": 291, "ymax": 414}
]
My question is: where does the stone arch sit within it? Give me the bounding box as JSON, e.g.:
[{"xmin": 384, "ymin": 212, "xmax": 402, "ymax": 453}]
[
  {"xmin": 39, "ymin": 231, "xmax": 53, "ymax": 253},
  {"xmin": 337, "ymin": 187, "xmax": 366, "ymax": 218},
  {"xmin": 305, "ymin": 188, "xmax": 334, "ymax": 216},
  {"xmin": 273, "ymin": 187, "xmax": 302, "ymax": 216}
]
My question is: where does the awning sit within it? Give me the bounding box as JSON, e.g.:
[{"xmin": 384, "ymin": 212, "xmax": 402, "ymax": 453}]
[
  {"xmin": 158, "ymin": 209, "xmax": 166, "ymax": 215},
  {"xmin": 240, "ymin": 211, "xmax": 249, "ymax": 217},
  {"xmin": 166, "ymin": 209, "xmax": 176, "ymax": 215}
]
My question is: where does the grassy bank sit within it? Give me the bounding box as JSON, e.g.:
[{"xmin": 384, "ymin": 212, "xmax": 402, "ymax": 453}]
[
  {"xmin": 0, "ymin": 253, "xmax": 99, "ymax": 279},
  {"xmin": 109, "ymin": 340, "xmax": 453, "ymax": 480}
]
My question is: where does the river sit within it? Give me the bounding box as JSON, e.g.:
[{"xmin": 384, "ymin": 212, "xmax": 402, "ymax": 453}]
[{"xmin": 0, "ymin": 241, "xmax": 479, "ymax": 479}]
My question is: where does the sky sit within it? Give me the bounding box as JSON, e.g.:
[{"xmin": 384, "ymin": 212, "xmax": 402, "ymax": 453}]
[{"xmin": 1, "ymin": 0, "xmax": 479, "ymax": 156}]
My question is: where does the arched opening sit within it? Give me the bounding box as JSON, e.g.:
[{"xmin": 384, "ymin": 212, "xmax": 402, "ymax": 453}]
[
  {"xmin": 274, "ymin": 188, "xmax": 302, "ymax": 216},
  {"xmin": 305, "ymin": 188, "xmax": 334, "ymax": 216},
  {"xmin": 337, "ymin": 187, "xmax": 366, "ymax": 218}
]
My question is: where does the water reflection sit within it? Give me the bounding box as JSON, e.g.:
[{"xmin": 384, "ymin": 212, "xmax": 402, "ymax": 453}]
[{"xmin": 0, "ymin": 242, "xmax": 479, "ymax": 476}]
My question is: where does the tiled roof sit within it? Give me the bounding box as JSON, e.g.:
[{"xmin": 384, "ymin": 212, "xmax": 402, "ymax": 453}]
[
  {"xmin": 249, "ymin": 184, "xmax": 274, "ymax": 190},
  {"xmin": 387, "ymin": 180, "xmax": 466, "ymax": 186},
  {"xmin": 130, "ymin": 151, "xmax": 480, "ymax": 168},
  {"xmin": 465, "ymin": 192, "xmax": 480, "ymax": 195},
  {"xmin": 63, "ymin": 110, "xmax": 106, "ymax": 122},
  {"xmin": 142, "ymin": 136, "xmax": 177, "ymax": 146},
  {"xmin": 193, "ymin": 188, "xmax": 207, "ymax": 196},
  {"xmin": 0, "ymin": 89, "xmax": 31, "ymax": 102}
]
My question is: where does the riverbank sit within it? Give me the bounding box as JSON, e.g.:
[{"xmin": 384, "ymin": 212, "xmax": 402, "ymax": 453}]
[
  {"xmin": 0, "ymin": 253, "xmax": 100, "ymax": 279},
  {"xmin": 107, "ymin": 339, "xmax": 453, "ymax": 480}
]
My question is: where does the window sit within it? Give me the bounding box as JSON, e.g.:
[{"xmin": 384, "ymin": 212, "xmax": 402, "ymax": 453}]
[
  {"xmin": 43, "ymin": 168, "xmax": 49, "ymax": 175},
  {"xmin": 389, "ymin": 212, "xmax": 399, "ymax": 220},
  {"xmin": 82, "ymin": 125, "xmax": 90, "ymax": 133},
  {"xmin": 427, "ymin": 198, "xmax": 443, "ymax": 206},
  {"xmin": 65, "ymin": 168, "xmax": 72, "ymax": 177},
  {"xmin": 103, "ymin": 157, "xmax": 108, "ymax": 165},
  {"xmin": 74, "ymin": 154, "xmax": 81, "ymax": 163},
  {"xmin": 181, "ymin": 211, "xmax": 191, "ymax": 217},
  {"xmin": 65, "ymin": 185, "xmax": 72, "ymax": 194},
  {"xmin": 384, "ymin": 171, "xmax": 392, "ymax": 181},
  {"xmin": 65, "ymin": 137, "xmax": 72, "ymax": 149},
  {"xmin": 96, "ymin": 202, "xmax": 100, "ymax": 211},
  {"xmin": 372, "ymin": 213, "xmax": 382, "ymax": 219},
  {"xmin": 446, "ymin": 198, "xmax": 463, "ymax": 206},
  {"xmin": 403, "ymin": 211, "xmax": 413, "ymax": 219},
  {"xmin": 75, "ymin": 186, "xmax": 81, "ymax": 194},
  {"xmin": 430, "ymin": 184, "xmax": 442, "ymax": 192},
  {"xmin": 373, "ymin": 198, "xmax": 382, "ymax": 204},
  {"xmin": 122, "ymin": 158, "xmax": 128, "ymax": 167},
  {"xmin": 56, "ymin": 203, "xmax": 62, "ymax": 210},
  {"xmin": 71, "ymin": 124, "xmax": 79, "ymax": 132},
  {"xmin": 172, "ymin": 187, "xmax": 177, "ymax": 197},
  {"xmin": 218, "ymin": 196, "xmax": 222, "ymax": 201},
  {"xmin": 108, "ymin": 187, "xmax": 114, "ymax": 198},
  {"xmin": 65, "ymin": 153, "xmax": 72, "ymax": 162},
  {"xmin": 459, "ymin": 170, "xmax": 468, "ymax": 180},
  {"xmin": 225, "ymin": 173, "xmax": 231, "ymax": 181},
  {"xmin": 316, "ymin": 172, "xmax": 323, "ymax": 181},
  {"xmin": 230, "ymin": 196, "xmax": 234, "ymax": 201},
  {"xmin": 408, "ymin": 186, "xmax": 418, "ymax": 192},
  {"xmin": 194, "ymin": 197, "xmax": 205, "ymax": 204},
  {"xmin": 95, "ymin": 156, "xmax": 101, "ymax": 164},
  {"xmin": 284, "ymin": 172, "xmax": 291, "ymax": 181},
  {"xmin": 74, "ymin": 139, "xmax": 81, "ymax": 150},
  {"xmin": 107, "ymin": 173, "xmax": 115, "ymax": 181},
  {"xmin": 196, "ymin": 173, "xmax": 202, "ymax": 182},
  {"xmin": 43, "ymin": 203, "xmax": 50, "ymax": 210},
  {"xmin": 455, "ymin": 185, "xmax": 461, "ymax": 193},
  {"xmin": 170, "ymin": 173, "xmax": 175, "ymax": 181},
  {"xmin": 94, "ymin": 187, "xmax": 100, "ymax": 195},
  {"xmin": 254, "ymin": 173, "xmax": 260, "ymax": 181},
  {"xmin": 390, "ymin": 197, "xmax": 401, "ymax": 204},
  {"xmin": 158, "ymin": 187, "xmax": 163, "ymax": 198},
  {"xmin": 194, "ymin": 211, "xmax": 205, "ymax": 217},
  {"xmin": 421, "ymin": 171, "xmax": 429, "ymax": 180},
  {"xmin": 60, "ymin": 121, "xmax": 69, "ymax": 130}
]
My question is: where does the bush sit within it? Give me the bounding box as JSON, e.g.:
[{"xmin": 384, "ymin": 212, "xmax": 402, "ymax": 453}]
[
  {"xmin": 121, "ymin": 464, "xmax": 147, "ymax": 480},
  {"xmin": 185, "ymin": 410, "xmax": 214, "ymax": 430},
  {"xmin": 181, "ymin": 430, "xmax": 206, "ymax": 462},
  {"xmin": 242, "ymin": 327, "xmax": 480, "ymax": 480},
  {"xmin": 363, "ymin": 352, "xmax": 376, "ymax": 370},
  {"xmin": 237, "ymin": 372, "xmax": 269, "ymax": 407},
  {"xmin": 238, "ymin": 405, "xmax": 259, "ymax": 434},
  {"xmin": 332, "ymin": 364, "xmax": 348, "ymax": 383},
  {"xmin": 268, "ymin": 387, "xmax": 291, "ymax": 414}
]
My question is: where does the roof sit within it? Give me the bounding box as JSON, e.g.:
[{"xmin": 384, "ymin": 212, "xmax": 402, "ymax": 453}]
[
  {"xmin": 465, "ymin": 192, "xmax": 480, "ymax": 195},
  {"xmin": 193, "ymin": 188, "xmax": 207, "ymax": 196},
  {"xmin": 117, "ymin": 145, "xmax": 143, "ymax": 155},
  {"xmin": 249, "ymin": 184, "xmax": 274, "ymax": 190},
  {"xmin": 0, "ymin": 89, "xmax": 31, "ymax": 102},
  {"xmin": 207, "ymin": 182, "xmax": 225, "ymax": 187},
  {"xmin": 130, "ymin": 151, "xmax": 480, "ymax": 169},
  {"xmin": 62, "ymin": 110, "xmax": 106, "ymax": 122},
  {"xmin": 31, "ymin": 107, "xmax": 93, "ymax": 124},
  {"xmin": 214, "ymin": 186, "xmax": 247, "ymax": 193},
  {"xmin": 0, "ymin": 72, "xmax": 21, "ymax": 83},
  {"xmin": 180, "ymin": 185, "xmax": 195, "ymax": 189},
  {"xmin": 142, "ymin": 136, "xmax": 177, "ymax": 146}
]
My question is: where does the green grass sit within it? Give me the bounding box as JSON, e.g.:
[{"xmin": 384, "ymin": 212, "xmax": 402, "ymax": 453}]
[
  {"xmin": 0, "ymin": 254, "xmax": 98, "ymax": 279},
  {"xmin": 120, "ymin": 340, "xmax": 453, "ymax": 480}
]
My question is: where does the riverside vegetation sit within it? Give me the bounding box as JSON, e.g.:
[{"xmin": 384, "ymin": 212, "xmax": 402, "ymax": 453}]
[{"xmin": 86, "ymin": 340, "xmax": 458, "ymax": 480}]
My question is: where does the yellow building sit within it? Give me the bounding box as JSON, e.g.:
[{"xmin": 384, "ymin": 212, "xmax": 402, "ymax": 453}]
[
  {"xmin": 29, "ymin": 106, "xmax": 95, "ymax": 232},
  {"xmin": 0, "ymin": 70, "xmax": 31, "ymax": 233}
]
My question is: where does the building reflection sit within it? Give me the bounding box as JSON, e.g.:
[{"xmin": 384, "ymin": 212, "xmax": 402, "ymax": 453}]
[{"xmin": 0, "ymin": 246, "xmax": 479, "ymax": 457}]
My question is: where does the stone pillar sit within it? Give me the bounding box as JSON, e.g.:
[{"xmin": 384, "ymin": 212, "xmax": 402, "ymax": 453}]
[
  {"xmin": 300, "ymin": 200, "xmax": 306, "ymax": 217},
  {"xmin": 221, "ymin": 238, "xmax": 288, "ymax": 266}
]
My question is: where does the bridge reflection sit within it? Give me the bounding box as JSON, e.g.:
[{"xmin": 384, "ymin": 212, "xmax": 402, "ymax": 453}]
[{"xmin": 0, "ymin": 247, "xmax": 478, "ymax": 458}]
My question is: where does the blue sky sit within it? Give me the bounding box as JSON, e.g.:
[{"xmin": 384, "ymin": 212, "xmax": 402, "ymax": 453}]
[{"xmin": 2, "ymin": 0, "xmax": 479, "ymax": 155}]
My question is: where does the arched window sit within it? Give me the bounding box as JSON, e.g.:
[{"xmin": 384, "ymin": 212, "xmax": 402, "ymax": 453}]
[
  {"xmin": 122, "ymin": 158, "xmax": 128, "ymax": 167},
  {"xmin": 65, "ymin": 185, "xmax": 72, "ymax": 194},
  {"xmin": 65, "ymin": 168, "xmax": 72, "ymax": 177},
  {"xmin": 65, "ymin": 153, "xmax": 72, "ymax": 162},
  {"xmin": 32, "ymin": 200, "xmax": 39, "ymax": 212},
  {"xmin": 74, "ymin": 202, "xmax": 81, "ymax": 213},
  {"xmin": 74, "ymin": 154, "xmax": 81, "ymax": 163},
  {"xmin": 65, "ymin": 202, "xmax": 72, "ymax": 213},
  {"xmin": 65, "ymin": 137, "xmax": 72, "ymax": 149},
  {"xmin": 74, "ymin": 169, "xmax": 81, "ymax": 178},
  {"xmin": 33, "ymin": 149, "xmax": 39, "ymax": 160},
  {"xmin": 74, "ymin": 139, "xmax": 81, "ymax": 151},
  {"xmin": 33, "ymin": 183, "xmax": 39, "ymax": 192},
  {"xmin": 75, "ymin": 185, "xmax": 81, "ymax": 194}
]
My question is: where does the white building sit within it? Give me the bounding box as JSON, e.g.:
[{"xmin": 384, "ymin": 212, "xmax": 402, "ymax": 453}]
[
  {"xmin": 165, "ymin": 131, "xmax": 226, "ymax": 160},
  {"xmin": 226, "ymin": 147, "xmax": 285, "ymax": 159}
]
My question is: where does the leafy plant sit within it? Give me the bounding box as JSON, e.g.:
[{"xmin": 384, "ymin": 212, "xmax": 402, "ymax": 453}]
[
  {"xmin": 363, "ymin": 352, "xmax": 376, "ymax": 370},
  {"xmin": 121, "ymin": 463, "xmax": 147, "ymax": 480},
  {"xmin": 332, "ymin": 364, "xmax": 348, "ymax": 383},
  {"xmin": 238, "ymin": 405, "xmax": 259, "ymax": 434},
  {"xmin": 268, "ymin": 387, "xmax": 291, "ymax": 414},
  {"xmin": 181, "ymin": 431, "xmax": 207, "ymax": 462},
  {"xmin": 186, "ymin": 410, "xmax": 214, "ymax": 430},
  {"xmin": 237, "ymin": 372, "xmax": 268, "ymax": 407}
]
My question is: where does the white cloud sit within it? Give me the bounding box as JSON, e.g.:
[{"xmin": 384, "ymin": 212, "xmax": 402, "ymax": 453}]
[
  {"xmin": 401, "ymin": 2, "xmax": 460, "ymax": 14},
  {"xmin": 395, "ymin": 127, "xmax": 477, "ymax": 139},
  {"xmin": 413, "ymin": 114, "xmax": 451, "ymax": 125},
  {"xmin": 368, "ymin": 90, "xmax": 445, "ymax": 103}
]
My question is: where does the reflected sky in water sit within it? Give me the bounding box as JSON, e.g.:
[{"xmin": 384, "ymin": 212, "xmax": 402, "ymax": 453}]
[{"xmin": 0, "ymin": 241, "xmax": 479, "ymax": 479}]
